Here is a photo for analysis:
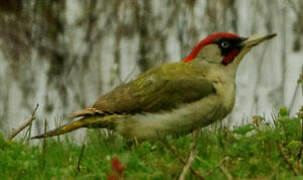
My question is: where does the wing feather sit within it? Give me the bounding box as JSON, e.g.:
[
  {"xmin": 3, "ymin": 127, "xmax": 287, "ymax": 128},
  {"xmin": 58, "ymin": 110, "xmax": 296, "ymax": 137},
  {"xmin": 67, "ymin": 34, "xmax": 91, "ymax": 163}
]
[{"xmin": 72, "ymin": 62, "xmax": 215, "ymax": 118}]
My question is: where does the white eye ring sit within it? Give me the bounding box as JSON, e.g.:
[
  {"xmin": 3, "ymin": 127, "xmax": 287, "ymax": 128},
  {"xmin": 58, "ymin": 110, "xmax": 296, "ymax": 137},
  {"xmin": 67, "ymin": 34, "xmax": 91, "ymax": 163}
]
[{"xmin": 221, "ymin": 41, "xmax": 230, "ymax": 48}]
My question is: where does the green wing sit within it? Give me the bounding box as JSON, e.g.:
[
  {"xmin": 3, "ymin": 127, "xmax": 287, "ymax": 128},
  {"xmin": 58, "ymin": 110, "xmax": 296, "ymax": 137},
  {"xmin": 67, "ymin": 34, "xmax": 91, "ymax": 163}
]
[{"xmin": 92, "ymin": 62, "xmax": 215, "ymax": 114}]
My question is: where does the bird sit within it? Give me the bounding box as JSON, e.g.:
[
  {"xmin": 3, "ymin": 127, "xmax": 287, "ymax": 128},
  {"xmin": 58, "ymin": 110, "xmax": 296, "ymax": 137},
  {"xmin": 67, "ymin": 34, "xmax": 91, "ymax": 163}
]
[{"xmin": 32, "ymin": 32, "xmax": 276, "ymax": 139}]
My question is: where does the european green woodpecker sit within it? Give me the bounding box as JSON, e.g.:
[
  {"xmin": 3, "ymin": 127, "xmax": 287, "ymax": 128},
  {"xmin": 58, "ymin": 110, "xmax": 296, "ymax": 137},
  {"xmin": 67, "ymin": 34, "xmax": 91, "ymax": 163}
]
[{"xmin": 32, "ymin": 32, "xmax": 276, "ymax": 139}]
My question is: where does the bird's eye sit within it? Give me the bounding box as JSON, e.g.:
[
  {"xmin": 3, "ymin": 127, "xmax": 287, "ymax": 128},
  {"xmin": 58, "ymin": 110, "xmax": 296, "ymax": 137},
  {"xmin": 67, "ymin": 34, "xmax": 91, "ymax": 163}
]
[{"xmin": 221, "ymin": 41, "xmax": 230, "ymax": 49}]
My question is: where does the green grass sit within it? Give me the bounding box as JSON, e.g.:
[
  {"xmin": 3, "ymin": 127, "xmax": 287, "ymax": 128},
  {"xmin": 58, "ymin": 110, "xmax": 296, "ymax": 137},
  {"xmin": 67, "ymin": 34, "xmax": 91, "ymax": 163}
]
[{"xmin": 1, "ymin": 108, "xmax": 303, "ymax": 180}]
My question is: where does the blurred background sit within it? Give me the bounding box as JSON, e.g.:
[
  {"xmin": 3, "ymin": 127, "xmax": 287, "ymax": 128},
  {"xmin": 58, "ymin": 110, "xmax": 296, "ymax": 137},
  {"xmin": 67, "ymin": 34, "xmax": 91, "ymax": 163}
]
[{"xmin": 0, "ymin": 0, "xmax": 302, "ymax": 136}]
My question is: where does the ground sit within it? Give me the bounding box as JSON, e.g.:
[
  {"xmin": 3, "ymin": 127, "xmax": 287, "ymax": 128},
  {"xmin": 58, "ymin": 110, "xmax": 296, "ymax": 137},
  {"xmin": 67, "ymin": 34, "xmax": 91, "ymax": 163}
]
[{"xmin": 1, "ymin": 108, "xmax": 303, "ymax": 180}]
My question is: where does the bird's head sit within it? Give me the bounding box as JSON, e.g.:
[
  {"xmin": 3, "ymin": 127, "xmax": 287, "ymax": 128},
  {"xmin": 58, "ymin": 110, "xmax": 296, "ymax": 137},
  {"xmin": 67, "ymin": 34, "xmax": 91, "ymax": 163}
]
[{"xmin": 183, "ymin": 32, "xmax": 276, "ymax": 68}]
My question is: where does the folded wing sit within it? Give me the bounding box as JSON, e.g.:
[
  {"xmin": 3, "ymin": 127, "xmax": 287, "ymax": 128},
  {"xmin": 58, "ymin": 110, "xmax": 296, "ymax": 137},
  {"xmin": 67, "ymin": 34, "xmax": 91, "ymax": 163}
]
[{"xmin": 72, "ymin": 62, "xmax": 215, "ymax": 117}]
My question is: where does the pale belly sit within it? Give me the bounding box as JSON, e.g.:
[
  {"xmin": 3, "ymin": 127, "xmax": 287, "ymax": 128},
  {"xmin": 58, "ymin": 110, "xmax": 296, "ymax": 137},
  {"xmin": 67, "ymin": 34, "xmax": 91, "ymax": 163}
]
[{"xmin": 116, "ymin": 94, "xmax": 232, "ymax": 139}]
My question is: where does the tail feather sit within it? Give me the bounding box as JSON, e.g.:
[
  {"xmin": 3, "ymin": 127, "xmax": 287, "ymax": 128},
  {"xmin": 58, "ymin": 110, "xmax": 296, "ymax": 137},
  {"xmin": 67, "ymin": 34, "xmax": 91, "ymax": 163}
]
[
  {"xmin": 70, "ymin": 107, "xmax": 104, "ymax": 118},
  {"xmin": 31, "ymin": 114, "xmax": 121, "ymax": 139},
  {"xmin": 31, "ymin": 118, "xmax": 87, "ymax": 139}
]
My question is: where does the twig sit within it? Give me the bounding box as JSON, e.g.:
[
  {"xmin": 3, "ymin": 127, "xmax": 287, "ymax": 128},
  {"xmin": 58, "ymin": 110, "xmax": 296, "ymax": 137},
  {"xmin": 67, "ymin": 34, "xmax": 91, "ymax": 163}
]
[
  {"xmin": 271, "ymin": 112, "xmax": 279, "ymax": 127},
  {"xmin": 300, "ymin": 66, "xmax": 303, "ymax": 95},
  {"xmin": 160, "ymin": 138, "xmax": 204, "ymax": 180},
  {"xmin": 296, "ymin": 66, "xmax": 303, "ymax": 169},
  {"xmin": 9, "ymin": 104, "xmax": 39, "ymax": 140},
  {"xmin": 41, "ymin": 119, "xmax": 48, "ymax": 169},
  {"xmin": 277, "ymin": 141, "xmax": 298, "ymax": 176},
  {"xmin": 288, "ymin": 64, "xmax": 303, "ymax": 113},
  {"xmin": 178, "ymin": 130, "xmax": 199, "ymax": 180},
  {"xmin": 25, "ymin": 121, "xmax": 33, "ymax": 143},
  {"xmin": 205, "ymin": 156, "xmax": 230, "ymax": 177},
  {"xmin": 76, "ymin": 144, "xmax": 86, "ymax": 173},
  {"xmin": 42, "ymin": 119, "xmax": 47, "ymax": 155},
  {"xmin": 178, "ymin": 150, "xmax": 198, "ymax": 180},
  {"xmin": 297, "ymin": 107, "xmax": 303, "ymax": 162},
  {"xmin": 160, "ymin": 138, "xmax": 186, "ymax": 166},
  {"xmin": 219, "ymin": 165, "xmax": 233, "ymax": 180},
  {"xmin": 289, "ymin": 83, "xmax": 300, "ymax": 114}
]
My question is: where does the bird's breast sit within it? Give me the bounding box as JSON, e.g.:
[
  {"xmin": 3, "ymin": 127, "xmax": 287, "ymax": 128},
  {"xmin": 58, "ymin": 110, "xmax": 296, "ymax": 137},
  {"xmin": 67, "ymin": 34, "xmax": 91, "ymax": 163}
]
[
  {"xmin": 203, "ymin": 66, "xmax": 237, "ymax": 113},
  {"xmin": 213, "ymin": 79, "xmax": 236, "ymax": 113}
]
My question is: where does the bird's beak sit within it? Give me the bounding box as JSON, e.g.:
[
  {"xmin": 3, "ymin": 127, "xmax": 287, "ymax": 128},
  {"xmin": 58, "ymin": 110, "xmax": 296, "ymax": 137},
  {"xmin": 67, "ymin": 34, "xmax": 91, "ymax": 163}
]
[
  {"xmin": 241, "ymin": 33, "xmax": 277, "ymax": 48},
  {"xmin": 231, "ymin": 33, "xmax": 277, "ymax": 65}
]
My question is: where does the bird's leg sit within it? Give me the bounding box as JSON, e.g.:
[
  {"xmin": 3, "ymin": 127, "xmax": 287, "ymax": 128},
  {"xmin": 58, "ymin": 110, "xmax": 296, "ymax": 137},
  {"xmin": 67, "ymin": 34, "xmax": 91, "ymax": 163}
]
[
  {"xmin": 192, "ymin": 129, "xmax": 199, "ymax": 139},
  {"xmin": 178, "ymin": 129, "xmax": 201, "ymax": 179},
  {"xmin": 191, "ymin": 128, "xmax": 200, "ymax": 149},
  {"xmin": 134, "ymin": 136, "xmax": 140, "ymax": 146}
]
